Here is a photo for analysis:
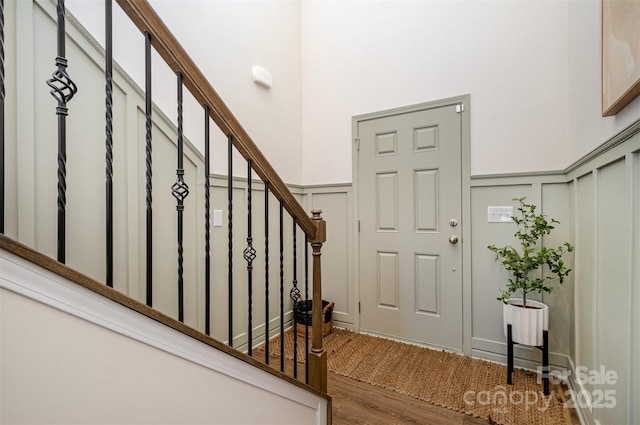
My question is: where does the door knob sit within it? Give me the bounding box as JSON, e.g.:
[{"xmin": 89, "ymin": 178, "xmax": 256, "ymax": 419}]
[
  {"xmin": 449, "ymin": 218, "xmax": 458, "ymax": 227},
  {"xmin": 449, "ymin": 235, "xmax": 459, "ymax": 244}
]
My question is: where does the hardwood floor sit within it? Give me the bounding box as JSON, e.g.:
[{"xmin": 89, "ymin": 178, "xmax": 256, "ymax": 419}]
[
  {"xmin": 256, "ymin": 341, "xmax": 583, "ymax": 425},
  {"xmin": 256, "ymin": 353, "xmax": 490, "ymax": 425},
  {"xmin": 328, "ymin": 371, "xmax": 489, "ymax": 425}
]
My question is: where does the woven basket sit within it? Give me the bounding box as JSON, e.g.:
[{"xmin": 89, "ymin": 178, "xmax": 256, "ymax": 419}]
[{"xmin": 295, "ymin": 300, "xmax": 334, "ymax": 338}]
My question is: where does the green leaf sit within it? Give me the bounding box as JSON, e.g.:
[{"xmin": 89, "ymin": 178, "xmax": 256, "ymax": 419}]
[{"xmin": 487, "ymin": 197, "xmax": 574, "ymax": 304}]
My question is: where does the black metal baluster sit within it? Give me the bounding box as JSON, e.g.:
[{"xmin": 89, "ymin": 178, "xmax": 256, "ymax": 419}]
[
  {"xmin": 204, "ymin": 105, "xmax": 211, "ymax": 335},
  {"xmin": 171, "ymin": 72, "xmax": 189, "ymax": 322},
  {"xmin": 304, "ymin": 233, "xmax": 309, "ymax": 384},
  {"xmin": 104, "ymin": 0, "xmax": 113, "ymax": 287},
  {"xmin": 244, "ymin": 159, "xmax": 256, "ymax": 355},
  {"xmin": 46, "ymin": 0, "xmax": 77, "ymax": 263},
  {"xmin": 264, "ymin": 181, "xmax": 270, "ymax": 364},
  {"xmin": 227, "ymin": 134, "xmax": 233, "ymax": 347},
  {"xmin": 291, "ymin": 218, "xmax": 300, "ymax": 379},
  {"xmin": 279, "ymin": 200, "xmax": 284, "ymax": 372},
  {"xmin": 0, "ymin": 0, "xmax": 5, "ymax": 234},
  {"xmin": 144, "ymin": 31, "xmax": 153, "ymax": 306}
]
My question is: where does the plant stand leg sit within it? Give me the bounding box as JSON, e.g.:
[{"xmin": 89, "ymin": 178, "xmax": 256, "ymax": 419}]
[
  {"xmin": 543, "ymin": 330, "xmax": 549, "ymax": 396},
  {"xmin": 507, "ymin": 324, "xmax": 514, "ymax": 385}
]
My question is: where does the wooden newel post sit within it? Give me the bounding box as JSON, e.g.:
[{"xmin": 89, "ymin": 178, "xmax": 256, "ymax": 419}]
[{"xmin": 309, "ymin": 209, "xmax": 327, "ymax": 393}]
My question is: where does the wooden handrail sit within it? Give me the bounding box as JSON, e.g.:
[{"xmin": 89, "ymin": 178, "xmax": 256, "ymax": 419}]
[
  {"xmin": 114, "ymin": 0, "xmax": 327, "ymax": 394},
  {"xmin": 116, "ymin": 0, "xmax": 316, "ymax": 239}
]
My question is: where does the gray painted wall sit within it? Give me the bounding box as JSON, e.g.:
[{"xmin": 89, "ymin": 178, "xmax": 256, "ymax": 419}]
[
  {"xmin": 469, "ymin": 178, "xmax": 574, "ymax": 369},
  {"xmin": 304, "ymin": 186, "xmax": 354, "ymax": 327},
  {"xmin": 566, "ymin": 128, "xmax": 640, "ymax": 425}
]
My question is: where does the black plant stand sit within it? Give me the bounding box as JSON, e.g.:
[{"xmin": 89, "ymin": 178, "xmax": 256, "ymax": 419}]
[{"xmin": 507, "ymin": 324, "xmax": 549, "ymax": 396}]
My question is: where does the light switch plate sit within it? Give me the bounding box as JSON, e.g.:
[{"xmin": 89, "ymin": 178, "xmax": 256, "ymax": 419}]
[
  {"xmin": 487, "ymin": 206, "xmax": 513, "ymax": 223},
  {"xmin": 213, "ymin": 209, "xmax": 223, "ymax": 227}
]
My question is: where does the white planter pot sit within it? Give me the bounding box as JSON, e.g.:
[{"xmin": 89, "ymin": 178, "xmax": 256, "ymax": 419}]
[{"xmin": 503, "ymin": 299, "xmax": 549, "ymax": 346}]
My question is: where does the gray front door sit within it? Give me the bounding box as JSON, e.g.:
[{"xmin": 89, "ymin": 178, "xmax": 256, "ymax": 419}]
[{"xmin": 356, "ymin": 102, "xmax": 463, "ymax": 350}]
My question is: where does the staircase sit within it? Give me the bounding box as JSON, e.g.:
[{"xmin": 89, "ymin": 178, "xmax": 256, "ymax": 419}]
[{"xmin": 0, "ymin": 0, "xmax": 330, "ymax": 422}]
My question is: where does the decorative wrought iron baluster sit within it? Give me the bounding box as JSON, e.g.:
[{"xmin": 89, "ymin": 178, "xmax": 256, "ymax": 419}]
[
  {"xmin": 204, "ymin": 105, "xmax": 211, "ymax": 335},
  {"xmin": 244, "ymin": 159, "xmax": 256, "ymax": 355},
  {"xmin": 104, "ymin": 0, "xmax": 113, "ymax": 287},
  {"xmin": 279, "ymin": 200, "xmax": 284, "ymax": 372},
  {"xmin": 264, "ymin": 181, "xmax": 270, "ymax": 364},
  {"xmin": 144, "ymin": 31, "xmax": 153, "ymax": 306},
  {"xmin": 291, "ymin": 217, "xmax": 300, "ymax": 378},
  {"xmin": 304, "ymin": 233, "xmax": 309, "ymax": 384},
  {"xmin": 46, "ymin": 0, "xmax": 77, "ymax": 263},
  {"xmin": 171, "ymin": 72, "xmax": 189, "ymax": 322},
  {"xmin": 0, "ymin": 0, "xmax": 5, "ymax": 234},
  {"xmin": 227, "ymin": 134, "xmax": 233, "ymax": 347}
]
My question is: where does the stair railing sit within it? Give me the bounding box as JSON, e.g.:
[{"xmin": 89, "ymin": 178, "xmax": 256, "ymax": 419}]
[{"xmin": 0, "ymin": 0, "xmax": 328, "ymax": 393}]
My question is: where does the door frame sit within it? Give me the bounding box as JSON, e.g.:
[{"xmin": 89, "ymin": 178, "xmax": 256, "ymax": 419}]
[{"xmin": 352, "ymin": 95, "xmax": 472, "ymax": 355}]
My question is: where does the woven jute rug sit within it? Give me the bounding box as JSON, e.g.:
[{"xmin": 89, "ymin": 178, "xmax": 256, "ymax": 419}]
[{"xmin": 259, "ymin": 328, "xmax": 573, "ymax": 425}]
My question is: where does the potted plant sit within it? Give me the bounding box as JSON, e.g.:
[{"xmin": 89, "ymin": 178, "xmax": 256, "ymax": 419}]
[{"xmin": 488, "ymin": 197, "xmax": 574, "ymax": 346}]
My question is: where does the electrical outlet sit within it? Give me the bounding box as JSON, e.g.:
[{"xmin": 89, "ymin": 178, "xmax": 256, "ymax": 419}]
[{"xmin": 487, "ymin": 206, "xmax": 513, "ymax": 223}]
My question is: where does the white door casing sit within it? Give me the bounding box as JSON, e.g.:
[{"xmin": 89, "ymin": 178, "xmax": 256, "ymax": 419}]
[{"xmin": 355, "ymin": 99, "xmax": 464, "ymax": 351}]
